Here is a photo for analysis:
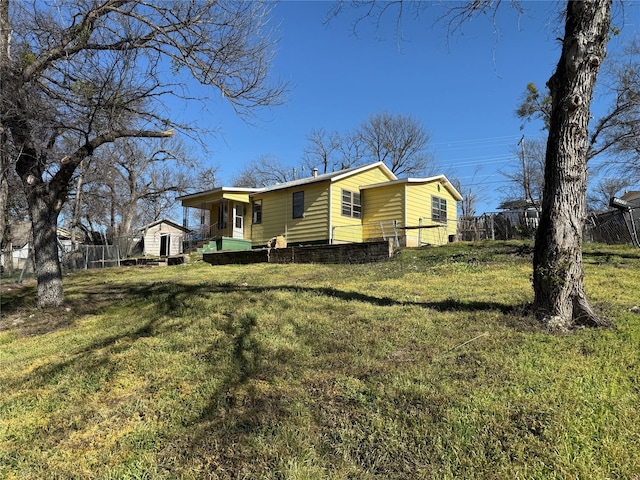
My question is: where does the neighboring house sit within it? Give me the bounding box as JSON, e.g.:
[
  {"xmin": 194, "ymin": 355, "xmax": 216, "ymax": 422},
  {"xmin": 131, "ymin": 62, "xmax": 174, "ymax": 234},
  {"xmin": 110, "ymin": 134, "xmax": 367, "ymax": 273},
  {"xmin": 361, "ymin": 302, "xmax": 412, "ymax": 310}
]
[
  {"xmin": 1, "ymin": 221, "xmax": 31, "ymax": 272},
  {"xmin": 138, "ymin": 219, "xmax": 191, "ymax": 257},
  {"xmin": 1, "ymin": 222, "xmax": 86, "ymax": 272},
  {"xmin": 179, "ymin": 162, "xmax": 461, "ymax": 249},
  {"xmin": 497, "ymin": 199, "xmax": 541, "ymax": 230},
  {"xmin": 621, "ymin": 191, "xmax": 640, "ymax": 204},
  {"xmin": 57, "ymin": 227, "xmax": 86, "ymax": 254}
]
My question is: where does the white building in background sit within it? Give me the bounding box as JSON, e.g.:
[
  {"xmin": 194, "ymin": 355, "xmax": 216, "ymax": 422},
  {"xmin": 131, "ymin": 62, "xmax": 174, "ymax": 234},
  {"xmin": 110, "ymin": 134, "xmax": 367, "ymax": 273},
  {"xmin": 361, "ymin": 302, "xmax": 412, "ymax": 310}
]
[{"xmin": 138, "ymin": 219, "xmax": 191, "ymax": 257}]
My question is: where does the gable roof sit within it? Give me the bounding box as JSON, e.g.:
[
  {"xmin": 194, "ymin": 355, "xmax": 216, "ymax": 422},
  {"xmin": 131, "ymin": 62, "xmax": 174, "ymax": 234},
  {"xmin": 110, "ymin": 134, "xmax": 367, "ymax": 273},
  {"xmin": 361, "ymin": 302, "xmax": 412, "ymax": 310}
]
[
  {"xmin": 361, "ymin": 174, "xmax": 463, "ymax": 201},
  {"xmin": 139, "ymin": 218, "xmax": 191, "ymax": 233},
  {"xmin": 257, "ymin": 162, "xmax": 396, "ymax": 194}
]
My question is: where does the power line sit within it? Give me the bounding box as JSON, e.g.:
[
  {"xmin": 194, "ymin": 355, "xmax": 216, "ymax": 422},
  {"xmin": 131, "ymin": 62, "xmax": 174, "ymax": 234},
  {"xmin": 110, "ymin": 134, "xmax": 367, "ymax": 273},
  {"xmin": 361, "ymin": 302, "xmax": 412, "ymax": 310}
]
[{"xmin": 430, "ymin": 134, "xmax": 520, "ymax": 147}]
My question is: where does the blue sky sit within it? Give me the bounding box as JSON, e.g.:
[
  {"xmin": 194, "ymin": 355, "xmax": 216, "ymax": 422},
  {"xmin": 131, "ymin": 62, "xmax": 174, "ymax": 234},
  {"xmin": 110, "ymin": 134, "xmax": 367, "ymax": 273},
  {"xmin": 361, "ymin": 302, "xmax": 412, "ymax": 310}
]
[{"xmin": 178, "ymin": 1, "xmax": 639, "ymax": 214}]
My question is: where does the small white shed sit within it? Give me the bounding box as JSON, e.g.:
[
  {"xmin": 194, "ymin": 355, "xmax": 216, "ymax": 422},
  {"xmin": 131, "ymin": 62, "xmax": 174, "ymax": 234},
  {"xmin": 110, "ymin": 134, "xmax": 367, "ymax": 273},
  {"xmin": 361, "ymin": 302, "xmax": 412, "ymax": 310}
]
[{"xmin": 140, "ymin": 219, "xmax": 191, "ymax": 257}]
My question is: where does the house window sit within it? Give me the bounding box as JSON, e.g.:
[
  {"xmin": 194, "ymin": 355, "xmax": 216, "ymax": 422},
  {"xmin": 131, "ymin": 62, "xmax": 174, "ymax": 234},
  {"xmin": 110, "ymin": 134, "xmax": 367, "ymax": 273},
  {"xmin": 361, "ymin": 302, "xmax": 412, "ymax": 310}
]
[
  {"xmin": 218, "ymin": 201, "xmax": 228, "ymax": 229},
  {"xmin": 292, "ymin": 191, "xmax": 304, "ymax": 218},
  {"xmin": 341, "ymin": 189, "xmax": 362, "ymax": 219},
  {"xmin": 432, "ymin": 196, "xmax": 447, "ymax": 223},
  {"xmin": 252, "ymin": 200, "xmax": 262, "ymax": 224}
]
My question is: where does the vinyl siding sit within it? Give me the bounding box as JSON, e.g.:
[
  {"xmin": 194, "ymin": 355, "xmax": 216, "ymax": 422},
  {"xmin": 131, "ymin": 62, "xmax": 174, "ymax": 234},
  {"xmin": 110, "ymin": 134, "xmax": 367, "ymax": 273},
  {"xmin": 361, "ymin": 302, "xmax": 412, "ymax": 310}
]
[
  {"xmin": 330, "ymin": 167, "xmax": 397, "ymax": 243},
  {"xmin": 143, "ymin": 223, "xmax": 187, "ymax": 256},
  {"xmin": 251, "ymin": 182, "xmax": 330, "ymax": 245},
  {"xmin": 405, "ymin": 182, "xmax": 458, "ymax": 246},
  {"xmin": 361, "ymin": 183, "xmax": 405, "ymax": 242}
]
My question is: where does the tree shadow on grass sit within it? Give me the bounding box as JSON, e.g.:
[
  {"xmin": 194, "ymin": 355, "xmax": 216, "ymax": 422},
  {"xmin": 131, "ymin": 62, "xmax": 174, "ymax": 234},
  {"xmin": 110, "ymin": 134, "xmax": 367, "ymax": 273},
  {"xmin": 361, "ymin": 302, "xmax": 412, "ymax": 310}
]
[
  {"xmin": 2, "ymin": 276, "xmax": 531, "ymax": 338},
  {"xmin": 1, "ymin": 279, "xmax": 218, "ymax": 336},
  {"xmin": 169, "ymin": 281, "xmax": 537, "ymax": 473},
  {"xmin": 2, "ymin": 275, "xmax": 539, "ymax": 476},
  {"xmin": 241, "ymin": 284, "xmax": 520, "ymax": 315}
]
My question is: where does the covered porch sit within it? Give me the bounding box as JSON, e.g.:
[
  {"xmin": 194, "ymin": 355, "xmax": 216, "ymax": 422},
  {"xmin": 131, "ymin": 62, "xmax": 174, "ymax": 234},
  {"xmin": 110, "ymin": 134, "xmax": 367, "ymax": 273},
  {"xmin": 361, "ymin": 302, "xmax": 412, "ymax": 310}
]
[{"xmin": 178, "ymin": 187, "xmax": 261, "ymax": 252}]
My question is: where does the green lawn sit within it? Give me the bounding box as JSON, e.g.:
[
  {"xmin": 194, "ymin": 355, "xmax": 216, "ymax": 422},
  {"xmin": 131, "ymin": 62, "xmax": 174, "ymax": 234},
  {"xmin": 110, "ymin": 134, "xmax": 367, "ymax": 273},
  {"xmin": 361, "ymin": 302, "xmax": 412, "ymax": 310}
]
[{"xmin": 1, "ymin": 241, "xmax": 639, "ymax": 479}]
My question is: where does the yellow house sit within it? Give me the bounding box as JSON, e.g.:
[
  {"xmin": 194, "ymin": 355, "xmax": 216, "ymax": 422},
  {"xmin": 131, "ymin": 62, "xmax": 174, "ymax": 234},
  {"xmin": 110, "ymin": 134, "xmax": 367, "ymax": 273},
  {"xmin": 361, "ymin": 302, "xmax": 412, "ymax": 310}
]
[
  {"xmin": 250, "ymin": 162, "xmax": 397, "ymax": 246},
  {"xmin": 179, "ymin": 162, "xmax": 462, "ymax": 250}
]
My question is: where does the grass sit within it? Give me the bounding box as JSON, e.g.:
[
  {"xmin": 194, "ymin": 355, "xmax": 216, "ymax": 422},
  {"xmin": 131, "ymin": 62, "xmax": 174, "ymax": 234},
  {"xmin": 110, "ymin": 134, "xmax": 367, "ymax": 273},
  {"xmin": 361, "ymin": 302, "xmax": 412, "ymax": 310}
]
[{"xmin": 1, "ymin": 240, "xmax": 639, "ymax": 479}]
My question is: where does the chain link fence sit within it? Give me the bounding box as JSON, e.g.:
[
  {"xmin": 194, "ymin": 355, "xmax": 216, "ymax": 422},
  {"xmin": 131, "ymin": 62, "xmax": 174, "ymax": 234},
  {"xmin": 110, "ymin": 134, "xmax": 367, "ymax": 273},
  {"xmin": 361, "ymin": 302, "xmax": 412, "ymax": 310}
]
[
  {"xmin": 586, "ymin": 209, "xmax": 640, "ymax": 247},
  {"xmin": 457, "ymin": 211, "xmax": 539, "ymax": 242},
  {"xmin": 61, "ymin": 244, "xmax": 124, "ymax": 271},
  {"xmin": 459, "ymin": 208, "xmax": 640, "ymax": 247}
]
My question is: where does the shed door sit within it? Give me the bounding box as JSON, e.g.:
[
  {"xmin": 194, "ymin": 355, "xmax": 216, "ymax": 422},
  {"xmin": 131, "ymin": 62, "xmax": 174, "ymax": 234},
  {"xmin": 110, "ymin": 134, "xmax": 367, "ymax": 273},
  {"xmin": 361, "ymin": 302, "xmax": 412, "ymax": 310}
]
[{"xmin": 160, "ymin": 234, "xmax": 170, "ymax": 256}]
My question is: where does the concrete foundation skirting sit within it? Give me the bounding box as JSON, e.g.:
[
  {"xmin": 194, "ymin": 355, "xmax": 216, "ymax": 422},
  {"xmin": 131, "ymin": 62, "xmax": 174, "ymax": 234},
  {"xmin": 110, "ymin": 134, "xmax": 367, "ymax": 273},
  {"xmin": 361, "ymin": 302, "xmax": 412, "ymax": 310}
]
[{"xmin": 203, "ymin": 240, "xmax": 394, "ymax": 266}]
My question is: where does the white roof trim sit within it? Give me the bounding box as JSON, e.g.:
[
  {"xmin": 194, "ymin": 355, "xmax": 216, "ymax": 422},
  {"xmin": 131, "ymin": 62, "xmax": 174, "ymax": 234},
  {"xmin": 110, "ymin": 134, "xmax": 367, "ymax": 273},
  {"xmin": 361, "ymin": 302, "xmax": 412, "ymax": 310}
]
[{"xmin": 177, "ymin": 186, "xmax": 263, "ymax": 201}]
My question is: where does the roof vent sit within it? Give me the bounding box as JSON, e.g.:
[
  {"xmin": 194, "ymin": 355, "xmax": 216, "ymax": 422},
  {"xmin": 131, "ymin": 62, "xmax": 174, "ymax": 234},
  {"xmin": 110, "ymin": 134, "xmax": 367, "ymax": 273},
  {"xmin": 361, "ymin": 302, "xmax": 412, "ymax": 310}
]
[{"xmin": 312, "ymin": 168, "xmax": 318, "ymax": 178}]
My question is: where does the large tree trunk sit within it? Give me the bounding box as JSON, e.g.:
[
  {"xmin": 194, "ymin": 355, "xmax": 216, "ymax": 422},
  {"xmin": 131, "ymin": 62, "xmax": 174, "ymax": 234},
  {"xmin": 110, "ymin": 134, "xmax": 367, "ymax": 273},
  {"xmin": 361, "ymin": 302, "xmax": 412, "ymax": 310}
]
[
  {"xmin": 533, "ymin": 0, "xmax": 614, "ymax": 331},
  {"xmin": 0, "ymin": 0, "xmax": 10, "ymax": 254},
  {"xmin": 29, "ymin": 188, "xmax": 64, "ymax": 307},
  {"xmin": 0, "ymin": 145, "xmax": 7, "ymax": 250}
]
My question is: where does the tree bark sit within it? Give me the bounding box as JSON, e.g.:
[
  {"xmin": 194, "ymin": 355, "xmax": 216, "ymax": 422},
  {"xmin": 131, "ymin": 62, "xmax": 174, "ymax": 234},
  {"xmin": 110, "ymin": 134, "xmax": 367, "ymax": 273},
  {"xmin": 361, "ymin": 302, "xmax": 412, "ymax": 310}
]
[
  {"xmin": 0, "ymin": 0, "xmax": 10, "ymax": 253},
  {"xmin": 533, "ymin": 0, "xmax": 615, "ymax": 331},
  {"xmin": 30, "ymin": 193, "xmax": 64, "ymax": 307}
]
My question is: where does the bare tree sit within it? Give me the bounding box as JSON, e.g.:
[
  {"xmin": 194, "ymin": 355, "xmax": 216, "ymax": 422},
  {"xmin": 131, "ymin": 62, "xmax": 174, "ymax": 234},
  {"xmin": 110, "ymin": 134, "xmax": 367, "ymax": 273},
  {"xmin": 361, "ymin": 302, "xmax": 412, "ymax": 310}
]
[
  {"xmin": 592, "ymin": 39, "xmax": 640, "ymax": 181},
  {"xmin": 232, "ymin": 154, "xmax": 294, "ymax": 188},
  {"xmin": 587, "ymin": 177, "xmax": 633, "ymax": 212},
  {"xmin": 0, "ymin": 0, "xmax": 9, "ymax": 253},
  {"xmin": 335, "ymin": 130, "xmax": 368, "ymax": 170},
  {"xmin": 303, "ymin": 128, "xmax": 340, "ymax": 174},
  {"xmin": 65, "ymin": 138, "xmax": 218, "ymax": 246},
  {"xmin": 452, "ymin": 176, "xmax": 478, "ymax": 219},
  {"xmin": 75, "ymin": 139, "xmax": 199, "ymax": 239},
  {"xmin": 304, "ymin": 128, "xmax": 367, "ymax": 173},
  {"xmin": 358, "ymin": 111, "xmax": 435, "ymax": 176},
  {"xmin": 0, "ymin": 0, "xmax": 284, "ymax": 306},
  {"xmin": 501, "ymin": 136, "xmax": 546, "ymax": 208},
  {"xmin": 516, "ymin": 39, "xmax": 640, "ymax": 171},
  {"xmin": 303, "ymin": 113, "xmax": 433, "ymax": 176}
]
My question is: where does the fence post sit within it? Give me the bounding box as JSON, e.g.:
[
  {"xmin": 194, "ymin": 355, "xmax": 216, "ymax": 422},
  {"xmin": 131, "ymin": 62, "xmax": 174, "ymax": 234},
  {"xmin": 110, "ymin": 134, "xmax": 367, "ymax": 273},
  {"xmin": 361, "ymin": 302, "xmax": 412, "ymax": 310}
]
[
  {"xmin": 490, "ymin": 214, "xmax": 495, "ymax": 240},
  {"xmin": 626, "ymin": 210, "xmax": 640, "ymax": 248},
  {"xmin": 393, "ymin": 220, "xmax": 399, "ymax": 247}
]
